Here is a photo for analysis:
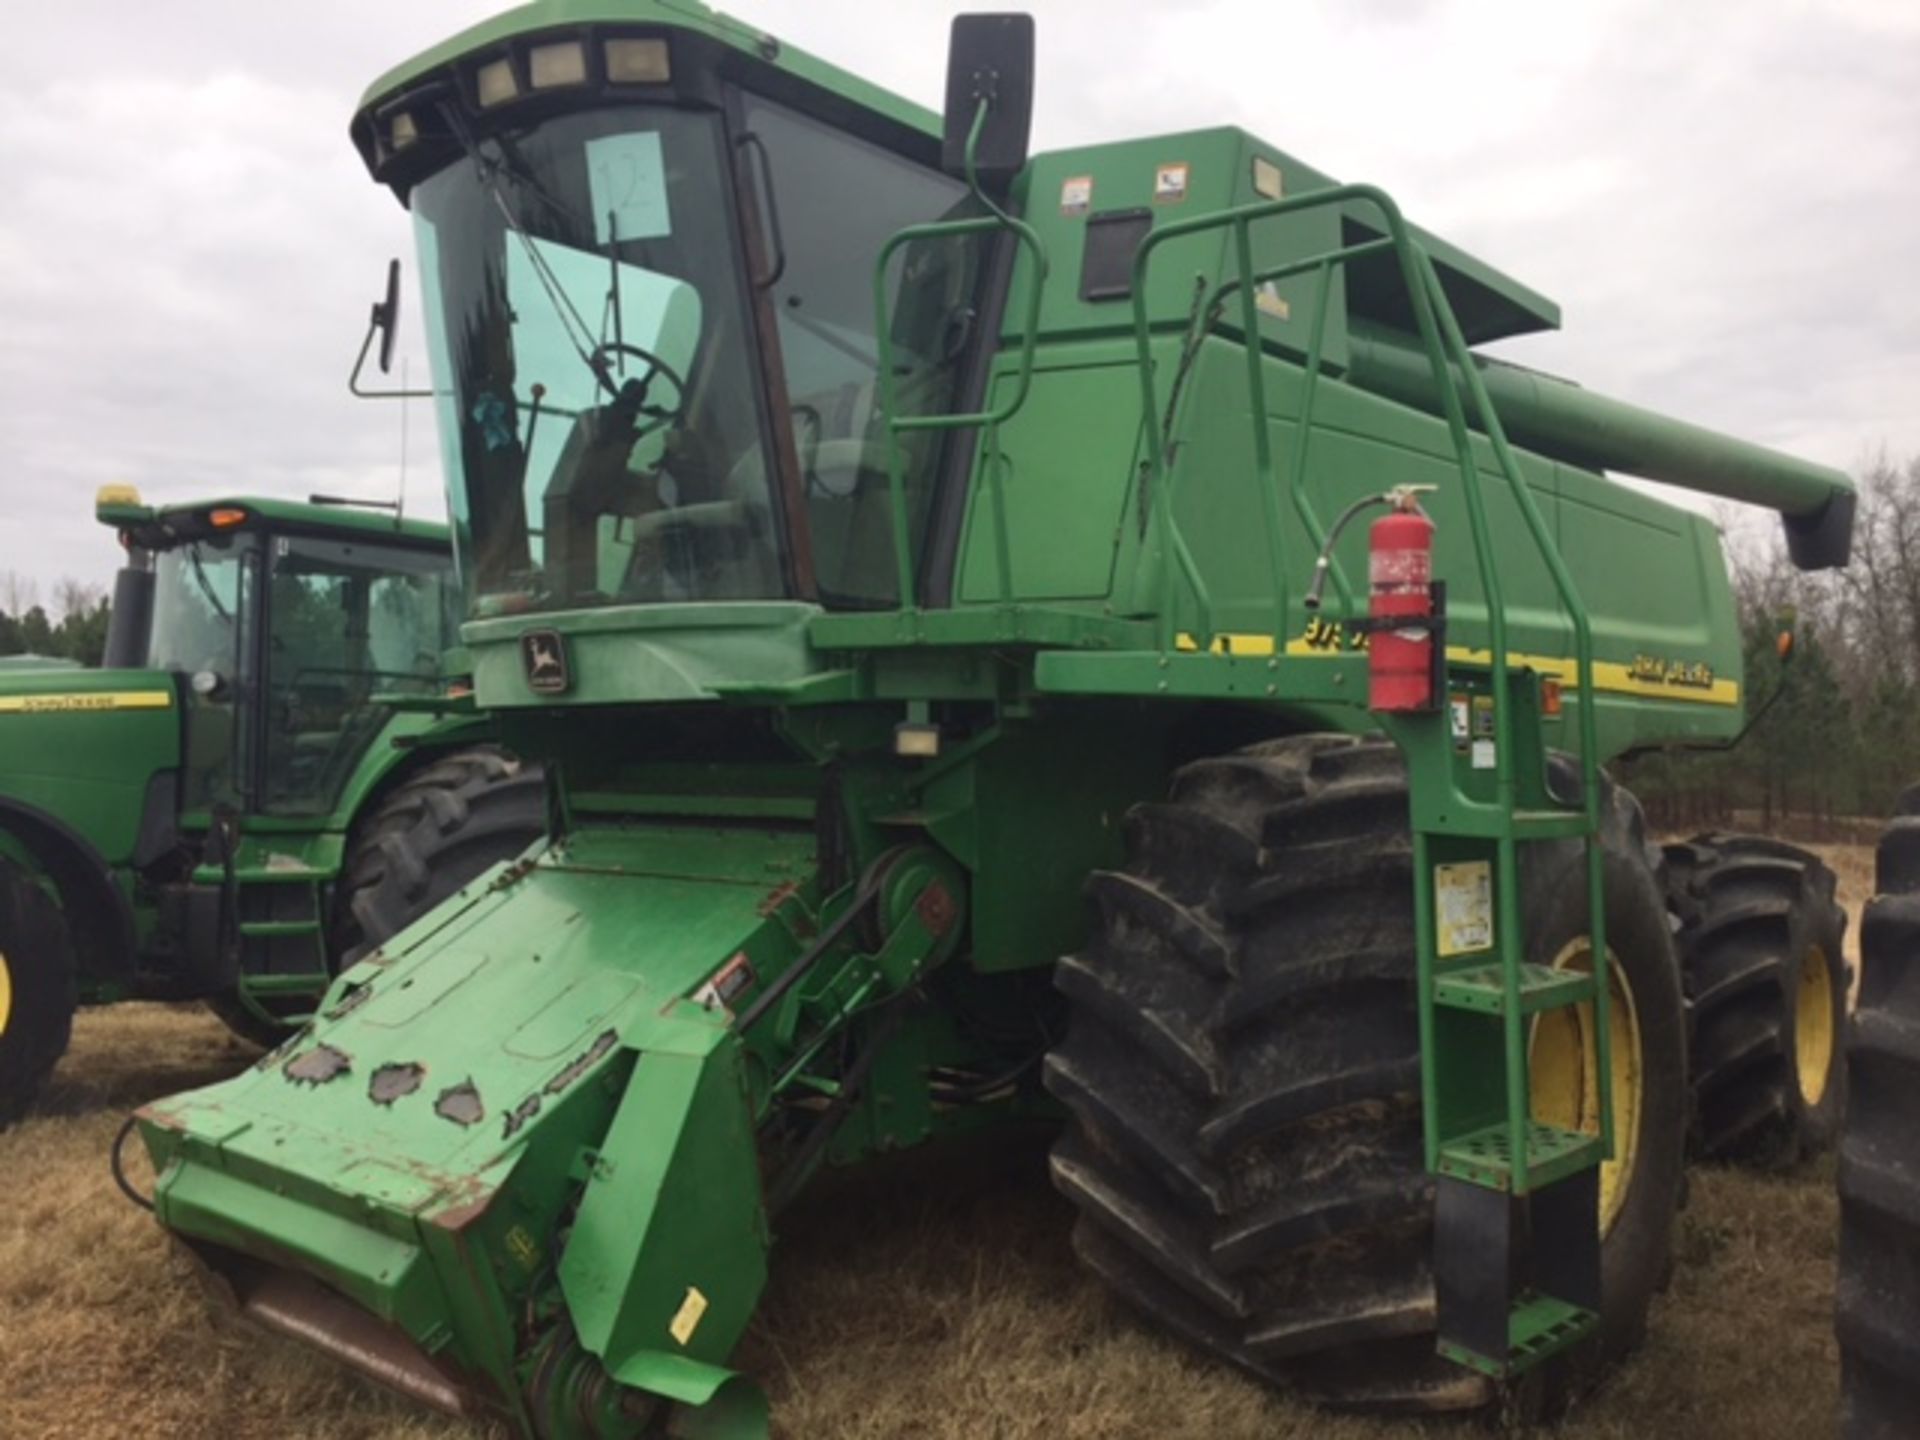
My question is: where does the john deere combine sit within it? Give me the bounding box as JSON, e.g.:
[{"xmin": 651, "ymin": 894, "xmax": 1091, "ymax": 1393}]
[
  {"xmin": 0, "ymin": 491, "xmax": 542, "ymax": 1125},
  {"xmin": 134, "ymin": 6, "xmax": 1857, "ymax": 1433}
]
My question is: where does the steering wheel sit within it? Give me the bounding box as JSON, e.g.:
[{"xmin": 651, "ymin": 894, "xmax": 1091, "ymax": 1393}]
[{"xmin": 587, "ymin": 341, "xmax": 687, "ymax": 440}]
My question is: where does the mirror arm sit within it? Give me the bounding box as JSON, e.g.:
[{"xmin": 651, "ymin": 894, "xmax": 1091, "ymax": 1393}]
[{"xmin": 348, "ymin": 320, "xmax": 436, "ymax": 399}]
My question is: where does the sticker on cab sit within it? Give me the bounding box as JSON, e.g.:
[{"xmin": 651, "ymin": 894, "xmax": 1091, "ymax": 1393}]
[
  {"xmin": 1059, "ymin": 174, "xmax": 1093, "ymax": 216},
  {"xmin": 1153, "ymin": 162, "xmax": 1190, "ymax": 203}
]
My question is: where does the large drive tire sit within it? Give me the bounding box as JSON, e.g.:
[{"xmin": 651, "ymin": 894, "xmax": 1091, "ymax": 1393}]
[
  {"xmin": 333, "ymin": 746, "xmax": 546, "ymax": 963},
  {"xmin": 0, "ymin": 858, "xmax": 78, "ymax": 1129},
  {"xmin": 1044, "ymin": 735, "xmax": 1686, "ymax": 1412},
  {"xmin": 1837, "ymin": 810, "xmax": 1920, "ymax": 1438},
  {"xmin": 1664, "ymin": 833, "xmax": 1848, "ymax": 1164}
]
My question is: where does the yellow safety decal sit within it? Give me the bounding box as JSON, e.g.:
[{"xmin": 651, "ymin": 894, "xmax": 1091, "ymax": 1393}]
[
  {"xmin": 1435, "ymin": 861, "xmax": 1494, "ymax": 957},
  {"xmin": 0, "ymin": 690, "xmax": 174, "ymax": 715},
  {"xmin": 1173, "ymin": 633, "xmax": 1740, "ymax": 707},
  {"xmin": 669, "ymin": 1286, "xmax": 709, "ymax": 1347}
]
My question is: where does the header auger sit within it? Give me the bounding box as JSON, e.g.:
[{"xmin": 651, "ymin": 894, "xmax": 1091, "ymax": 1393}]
[{"xmin": 135, "ymin": 6, "xmax": 1852, "ymax": 1435}]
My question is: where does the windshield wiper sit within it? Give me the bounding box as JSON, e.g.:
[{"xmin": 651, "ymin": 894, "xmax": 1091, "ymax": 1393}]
[
  {"xmin": 437, "ymin": 102, "xmax": 611, "ymax": 397},
  {"xmin": 186, "ymin": 545, "xmax": 232, "ymax": 624}
]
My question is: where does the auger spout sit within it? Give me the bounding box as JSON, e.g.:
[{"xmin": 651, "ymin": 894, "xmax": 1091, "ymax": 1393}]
[{"xmin": 1345, "ymin": 319, "xmax": 1856, "ymax": 569}]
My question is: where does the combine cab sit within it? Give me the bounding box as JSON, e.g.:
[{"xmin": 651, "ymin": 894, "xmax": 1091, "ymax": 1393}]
[
  {"xmin": 0, "ymin": 492, "xmax": 543, "ymax": 1124},
  {"xmin": 136, "ymin": 6, "xmax": 1855, "ymax": 1435}
]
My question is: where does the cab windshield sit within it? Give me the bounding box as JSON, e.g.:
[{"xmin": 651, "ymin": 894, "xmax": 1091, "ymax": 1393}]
[
  {"xmin": 148, "ymin": 537, "xmax": 254, "ymax": 810},
  {"xmin": 411, "ymin": 99, "xmax": 983, "ymax": 617},
  {"xmin": 261, "ymin": 535, "xmax": 454, "ymax": 815}
]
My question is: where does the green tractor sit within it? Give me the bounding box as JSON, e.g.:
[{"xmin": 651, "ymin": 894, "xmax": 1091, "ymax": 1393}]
[
  {"xmin": 134, "ymin": 6, "xmax": 1857, "ymax": 1434},
  {"xmin": 0, "ymin": 489, "xmax": 544, "ymax": 1125}
]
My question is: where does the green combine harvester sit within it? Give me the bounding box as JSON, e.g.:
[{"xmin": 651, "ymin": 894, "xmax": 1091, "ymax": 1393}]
[
  {"xmin": 133, "ymin": 5, "xmax": 1857, "ymax": 1433},
  {"xmin": 0, "ymin": 490, "xmax": 542, "ymax": 1124}
]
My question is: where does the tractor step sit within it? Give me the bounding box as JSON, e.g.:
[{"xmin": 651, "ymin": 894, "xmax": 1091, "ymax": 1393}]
[
  {"xmin": 1438, "ymin": 1120, "xmax": 1602, "ymax": 1191},
  {"xmin": 1433, "ymin": 961, "xmax": 1595, "ymax": 1016},
  {"xmin": 1433, "ymin": 1167, "xmax": 1601, "ymax": 1376},
  {"xmin": 1437, "ymin": 1294, "xmax": 1598, "ymax": 1378},
  {"xmin": 1431, "ymin": 808, "xmax": 1589, "ymax": 840},
  {"xmin": 238, "ymin": 920, "xmax": 323, "ymax": 939},
  {"xmin": 237, "ymin": 973, "xmax": 330, "ymax": 997}
]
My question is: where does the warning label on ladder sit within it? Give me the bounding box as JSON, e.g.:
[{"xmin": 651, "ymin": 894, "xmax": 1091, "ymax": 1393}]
[{"xmin": 1435, "ymin": 861, "xmax": 1494, "ymax": 956}]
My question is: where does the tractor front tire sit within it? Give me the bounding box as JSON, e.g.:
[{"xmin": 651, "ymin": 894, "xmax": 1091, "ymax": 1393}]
[
  {"xmin": 334, "ymin": 746, "xmax": 546, "ymax": 964},
  {"xmin": 1044, "ymin": 735, "xmax": 1686, "ymax": 1412},
  {"xmin": 1664, "ymin": 834, "xmax": 1848, "ymax": 1165},
  {"xmin": 0, "ymin": 858, "xmax": 78, "ymax": 1129},
  {"xmin": 1837, "ymin": 811, "xmax": 1920, "ymax": 1437}
]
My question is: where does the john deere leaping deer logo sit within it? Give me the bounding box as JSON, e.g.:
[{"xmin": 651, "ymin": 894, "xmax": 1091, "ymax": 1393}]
[{"xmin": 519, "ymin": 629, "xmax": 570, "ymax": 695}]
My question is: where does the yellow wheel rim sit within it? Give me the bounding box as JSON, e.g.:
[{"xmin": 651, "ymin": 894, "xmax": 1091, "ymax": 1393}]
[
  {"xmin": 0, "ymin": 947, "xmax": 11, "ymax": 1038},
  {"xmin": 1795, "ymin": 943, "xmax": 1836, "ymax": 1108},
  {"xmin": 1529, "ymin": 941, "xmax": 1644, "ymax": 1236}
]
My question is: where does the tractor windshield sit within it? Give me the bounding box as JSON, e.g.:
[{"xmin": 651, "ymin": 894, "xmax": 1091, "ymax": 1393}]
[
  {"xmin": 148, "ymin": 536, "xmax": 256, "ymax": 810},
  {"xmin": 260, "ymin": 535, "xmax": 455, "ymax": 815},
  {"xmin": 411, "ymin": 99, "xmax": 984, "ymax": 617}
]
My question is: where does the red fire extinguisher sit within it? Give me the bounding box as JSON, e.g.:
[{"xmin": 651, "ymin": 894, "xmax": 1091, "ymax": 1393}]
[{"xmin": 1368, "ymin": 489, "xmax": 1437, "ymax": 713}]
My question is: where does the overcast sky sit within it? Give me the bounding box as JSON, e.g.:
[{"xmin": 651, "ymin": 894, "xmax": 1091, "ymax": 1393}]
[{"xmin": 2, "ymin": 0, "xmax": 1915, "ymax": 604}]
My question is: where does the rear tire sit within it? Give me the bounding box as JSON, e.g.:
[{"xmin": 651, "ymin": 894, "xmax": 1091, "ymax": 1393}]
[
  {"xmin": 0, "ymin": 858, "xmax": 78, "ymax": 1129},
  {"xmin": 1837, "ymin": 812, "xmax": 1920, "ymax": 1438},
  {"xmin": 1044, "ymin": 735, "xmax": 1685, "ymax": 1412},
  {"xmin": 333, "ymin": 746, "xmax": 546, "ymax": 963},
  {"xmin": 1663, "ymin": 833, "xmax": 1848, "ymax": 1165}
]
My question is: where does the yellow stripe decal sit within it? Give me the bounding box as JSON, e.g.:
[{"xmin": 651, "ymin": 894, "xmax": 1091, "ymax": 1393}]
[
  {"xmin": 0, "ymin": 690, "xmax": 174, "ymax": 715},
  {"xmin": 1174, "ymin": 634, "xmax": 1739, "ymax": 707}
]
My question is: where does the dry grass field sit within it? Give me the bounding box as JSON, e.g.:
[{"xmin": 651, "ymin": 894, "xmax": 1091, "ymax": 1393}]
[{"xmin": 0, "ymin": 839, "xmax": 1873, "ymax": 1440}]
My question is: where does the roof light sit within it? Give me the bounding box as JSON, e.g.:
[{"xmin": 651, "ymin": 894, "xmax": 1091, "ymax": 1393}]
[
  {"xmin": 604, "ymin": 38, "xmax": 670, "ymax": 84},
  {"xmin": 476, "ymin": 57, "xmax": 519, "ymax": 108},
  {"xmin": 530, "ymin": 40, "xmax": 588, "ymax": 89},
  {"xmin": 894, "ymin": 722, "xmax": 941, "ymax": 759},
  {"xmin": 97, "ymin": 483, "xmax": 142, "ymax": 508},
  {"xmin": 389, "ymin": 111, "xmax": 418, "ymax": 149},
  {"xmin": 207, "ymin": 507, "xmax": 249, "ymax": 529}
]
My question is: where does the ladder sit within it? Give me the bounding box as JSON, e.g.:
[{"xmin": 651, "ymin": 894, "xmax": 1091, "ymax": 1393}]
[
  {"xmin": 1114, "ymin": 184, "xmax": 1614, "ymax": 1379},
  {"xmin": 1399, "ymin": 665, "xmax": 1610, "ymax": 1376}
]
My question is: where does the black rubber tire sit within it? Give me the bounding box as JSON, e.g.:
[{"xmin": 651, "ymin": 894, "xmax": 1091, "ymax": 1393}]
[
  {"xmin": 333, "ymin": 745, "xmax": 545, "ymax": 963},
  {"xmin": 0, "ymin": 857, "xmax": 79, "ymax": 1129},
  {"xmin": 1837, "ymin": 813, "xmax": 1920, "ymax": 1438},
  {"xmin": 1663, "ymin": 833, "xmax": 1849, "ymax": 1165},
  {"xmin": 1044, "ymin": 735, "xmax": 1686, "ymax": 1413}
]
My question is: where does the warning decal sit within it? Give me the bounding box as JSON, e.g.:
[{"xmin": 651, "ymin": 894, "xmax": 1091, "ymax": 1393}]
[{"xmin": 1435, "ymin": 861, "xmax": 1494, "ymax": 957}]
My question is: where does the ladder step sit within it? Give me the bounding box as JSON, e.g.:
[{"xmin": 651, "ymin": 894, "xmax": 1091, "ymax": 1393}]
[
  {"xmin": 1437, "ymin": 1293, "xmax": 1598, "ymax": 1378},
  {"xmin": 1427, "ymin": 809, "xmax": 1590, "ymax": 840},
  {"xmin": 238, "ymin": 920, "xmax": 323, "ymax": 939},
  {"xmin": 1438, "ymin": 1121, "xmax": 1602, "ymax": 1192},
  {"xmin": 1434, "ymin": 961, "xmax": 1595, "ymax": 1016},
  {"xmin": 1511, "ymin": 809, "xmax": 1593, "ymax": 838},
  {"xmin": 239, "ymin": 974, "xmax": 330, "ymax": 997}
]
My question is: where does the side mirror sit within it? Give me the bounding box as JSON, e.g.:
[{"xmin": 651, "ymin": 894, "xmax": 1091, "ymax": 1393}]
[
  {"xmin": 349, "ymin": 258, "xmax": 433, "ymax": 400},
  {"xmin": 940, "ymin": 13, "xmax": 1035, "ymax": 185},
  {"xmin": 372, "ymin": 257, "xmax": 402, "ymax": 374}
]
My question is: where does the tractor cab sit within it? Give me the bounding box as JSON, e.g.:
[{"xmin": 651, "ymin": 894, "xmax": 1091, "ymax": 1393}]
[
  {"xmin": 363, "ymin": 27, "xmax": 990, "ymax": 623},
  {"xmin": 99, "ymin": 489, "xmax": 457, "ymax": 819}
]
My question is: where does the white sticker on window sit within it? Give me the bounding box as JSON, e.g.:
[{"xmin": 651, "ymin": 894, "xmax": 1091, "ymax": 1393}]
[
  {"xmin": 587, "ymin": 131, "xmax": 672, "ymax": 244},
  {"xmin": 1435, "ymin": 861, "xmax": 1494, "ymax": 957}
]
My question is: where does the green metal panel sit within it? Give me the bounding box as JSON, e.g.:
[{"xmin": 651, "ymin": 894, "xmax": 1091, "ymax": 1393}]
[
  {"xmin": 956, "ymin": 360, "xmax": 1144, "ymax": 603},
  {"xmin": 0, "ymin": 668, "xmax": 179, "ymax": 867}
]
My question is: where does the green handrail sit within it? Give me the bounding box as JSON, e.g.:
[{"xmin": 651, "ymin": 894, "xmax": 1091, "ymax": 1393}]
[
  {"xmin": 870, "ymin": 100, "xmax": 1049, "ymax": 607},
  {"xmin": 1125, "ymin": 182, "xmax": 1610, "ymax": 1188}
]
